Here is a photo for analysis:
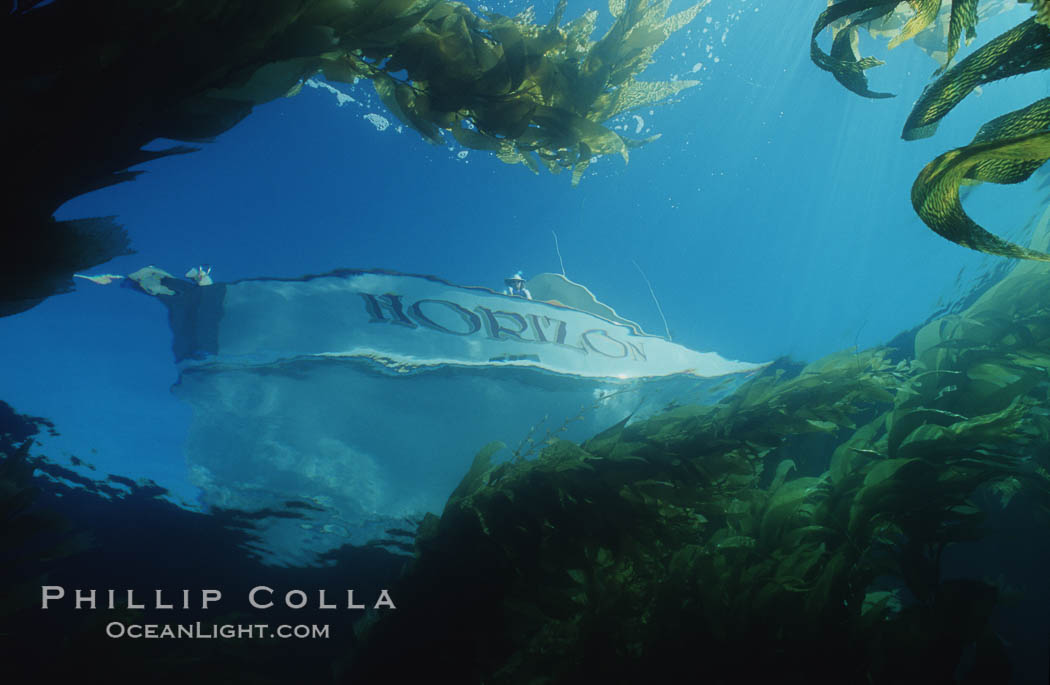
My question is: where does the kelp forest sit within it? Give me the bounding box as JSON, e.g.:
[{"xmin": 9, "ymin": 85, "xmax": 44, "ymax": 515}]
[{"xmin": 3, "ymin": 1, "xmax": 1050, "ymax": 683}]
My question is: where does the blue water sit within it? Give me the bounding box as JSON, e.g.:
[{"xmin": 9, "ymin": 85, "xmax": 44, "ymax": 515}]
[{"xmin": 1, "ymin": 0, "xmax": 1045, "ymax": 509}]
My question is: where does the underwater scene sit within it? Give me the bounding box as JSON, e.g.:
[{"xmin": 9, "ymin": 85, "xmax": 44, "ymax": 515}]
[{"xmin": 3, "ymin": 0, "xmax": 1050, "ymax": 682}]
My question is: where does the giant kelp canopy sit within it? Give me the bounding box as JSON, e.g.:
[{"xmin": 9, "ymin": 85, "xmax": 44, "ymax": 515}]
[
  {"xmin": 2, "ymin": 0, "xmax": 704, "ymax": 317},
  {"xmin": 810, "ymin": 0, "xmax": 1050, "ymax": 261}
]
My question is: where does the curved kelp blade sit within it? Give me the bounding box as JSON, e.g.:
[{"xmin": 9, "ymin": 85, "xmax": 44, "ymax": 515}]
[
  {"xmin": 902, "ymin": 16, "xmax": 1050, "ymax": 140},
  {"xmin": 912, "ymin": 102, "xmax": 1050, "ymax": 261},
  {"xmin": 966, "ymin": 98, "xmax": 1050, "ymax": 183},
  {"xmin": 937, "ymin": 0, "xmax": 979, "ymax": 75},
  {"xmin": 810, "ymin": 0, "xmax": 898, "ymax": 99}
]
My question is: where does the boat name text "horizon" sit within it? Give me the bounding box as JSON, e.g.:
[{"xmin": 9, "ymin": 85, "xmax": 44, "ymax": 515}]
[{"xmin": 360, "ymin": 293, "xmax": 647, "ymax": 361}]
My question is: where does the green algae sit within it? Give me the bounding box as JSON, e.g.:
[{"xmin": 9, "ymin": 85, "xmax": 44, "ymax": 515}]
[
  {"xmin": 4, "ymin": 0, "xmax": 705, "ymax": 315},
  {"xmin": 348, "ymin": 223, "xmax": 1050, "ymax": 683}
]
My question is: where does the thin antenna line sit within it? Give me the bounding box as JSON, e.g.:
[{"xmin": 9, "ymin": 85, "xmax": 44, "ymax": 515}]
[
  {"xmin": 552, "ymin": 230, "xmax": 566, "ymax": 276},
  {"xmin": 632, "ymin": 259, "xmax": 671, "ymax": 342}
]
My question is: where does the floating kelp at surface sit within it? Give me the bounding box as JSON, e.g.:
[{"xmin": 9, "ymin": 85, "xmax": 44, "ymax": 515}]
[
  {"xmin": 2, "ymin": 0, "xmax": 704, "ymax": 316},
  {"xmin": 811, "ymin": 1, "xmax": 1050, "ymax": 262},
  {"xmin": 331, "ymin": 0, "xmax": 708, "ymax": 184},
  {"xmin": 811, "ymin": 0, "xmax": 1020, "ymax": 96},
  {"xmin": 346, "ymin": 225, "xmax": 1050, "ymax": 683},
  {"xmin": 811, "ymin": 0, "xmax": 913, "ymax": 100}
]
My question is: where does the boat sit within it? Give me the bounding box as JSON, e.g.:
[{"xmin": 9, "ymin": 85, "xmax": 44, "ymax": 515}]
[{"xmin": 128, "ymin": 267, "xmax": 766, "ymax": 562}]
